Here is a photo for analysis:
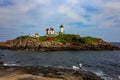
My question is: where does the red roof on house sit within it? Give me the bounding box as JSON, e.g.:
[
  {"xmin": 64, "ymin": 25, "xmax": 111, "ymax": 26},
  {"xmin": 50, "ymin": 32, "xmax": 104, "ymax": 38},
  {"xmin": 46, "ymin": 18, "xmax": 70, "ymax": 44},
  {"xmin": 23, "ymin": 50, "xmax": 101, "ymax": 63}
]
[
  {"xmin": 46, "ymin": 28, "xmax": 49, "ymax": 31},
  {"xmin": 46, "ymin": 27, "xmax": 54, "ymax": 31},
  {"xmin": 35, "ymin": 33, "xmax": 39, "ymax": 35}
]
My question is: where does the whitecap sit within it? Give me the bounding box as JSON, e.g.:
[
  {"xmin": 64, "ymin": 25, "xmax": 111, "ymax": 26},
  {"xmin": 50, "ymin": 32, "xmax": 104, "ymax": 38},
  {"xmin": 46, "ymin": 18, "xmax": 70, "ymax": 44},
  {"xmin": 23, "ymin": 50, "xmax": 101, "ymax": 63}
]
[{"xmin": 3, "ymin": 63, "xmax": 20, "ymax": 66}]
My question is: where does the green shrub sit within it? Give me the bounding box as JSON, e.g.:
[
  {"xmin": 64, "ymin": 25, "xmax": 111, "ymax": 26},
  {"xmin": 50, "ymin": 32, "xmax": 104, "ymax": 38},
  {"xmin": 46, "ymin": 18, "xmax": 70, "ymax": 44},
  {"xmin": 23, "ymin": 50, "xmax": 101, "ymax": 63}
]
[
  {"xmin": 16, "ymin": 36, "xmax": 33, "ymax": 40},
  {"xmin": 79, "ymin": 36, "xmax": 100, "ymax": 44}
]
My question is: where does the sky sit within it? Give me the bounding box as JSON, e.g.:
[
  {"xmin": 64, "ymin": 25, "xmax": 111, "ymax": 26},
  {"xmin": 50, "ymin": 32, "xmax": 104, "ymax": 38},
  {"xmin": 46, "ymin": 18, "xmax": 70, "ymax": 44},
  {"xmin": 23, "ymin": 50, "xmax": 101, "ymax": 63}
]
[{"xmin": 0, "ymin": 0, "xmax": 120, "ymax": 42}]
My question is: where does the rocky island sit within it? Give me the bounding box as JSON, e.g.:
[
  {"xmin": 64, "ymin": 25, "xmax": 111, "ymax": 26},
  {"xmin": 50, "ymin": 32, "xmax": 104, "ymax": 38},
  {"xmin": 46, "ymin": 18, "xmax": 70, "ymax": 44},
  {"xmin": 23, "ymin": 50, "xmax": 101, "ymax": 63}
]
[{"xmin": 0, "ymin": 34, "xmax": 119, "ymax": 51}]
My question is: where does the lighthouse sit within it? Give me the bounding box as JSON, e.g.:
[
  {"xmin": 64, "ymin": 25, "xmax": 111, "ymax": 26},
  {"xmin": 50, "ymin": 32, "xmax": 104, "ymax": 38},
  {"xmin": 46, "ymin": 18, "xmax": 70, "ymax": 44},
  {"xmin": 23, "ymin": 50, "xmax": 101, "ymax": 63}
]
[{"xmin": 59, "ymin": 25, "xmax": 64, "ymax": 34}]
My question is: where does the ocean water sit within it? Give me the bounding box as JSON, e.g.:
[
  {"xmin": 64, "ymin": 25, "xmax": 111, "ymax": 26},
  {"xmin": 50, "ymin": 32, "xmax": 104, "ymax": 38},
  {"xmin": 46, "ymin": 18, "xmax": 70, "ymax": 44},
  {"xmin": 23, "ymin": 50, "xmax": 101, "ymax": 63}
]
[{"xmin": 0, "ymin": 50, "xmax": 120, "ymax": 80}]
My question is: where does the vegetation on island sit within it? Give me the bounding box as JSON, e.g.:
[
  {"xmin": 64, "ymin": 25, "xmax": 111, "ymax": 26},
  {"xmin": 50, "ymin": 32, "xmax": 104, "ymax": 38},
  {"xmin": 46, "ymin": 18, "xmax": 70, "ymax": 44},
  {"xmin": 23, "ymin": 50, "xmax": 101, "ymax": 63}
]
[{"xmin": 15, "ymin": 34, "xmax": 101, "ymax": 44}]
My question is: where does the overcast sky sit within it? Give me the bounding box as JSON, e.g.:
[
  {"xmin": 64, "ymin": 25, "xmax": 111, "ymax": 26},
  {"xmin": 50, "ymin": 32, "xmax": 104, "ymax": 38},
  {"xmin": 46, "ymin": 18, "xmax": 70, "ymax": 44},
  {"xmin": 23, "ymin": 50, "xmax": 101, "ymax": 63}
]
[{"xmin": 0, "ymin": 0, "xmax": 120, "ymax": 42}]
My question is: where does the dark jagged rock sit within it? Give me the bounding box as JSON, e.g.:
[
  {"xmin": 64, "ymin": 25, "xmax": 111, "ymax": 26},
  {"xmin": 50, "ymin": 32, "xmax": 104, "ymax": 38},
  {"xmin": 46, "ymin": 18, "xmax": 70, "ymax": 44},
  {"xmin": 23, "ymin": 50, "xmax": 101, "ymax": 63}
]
[
  {"xmin": 26, "ymin": 67, "xmax": 104, "ymax": 80},
  {"xmin": 0, "ymin": 62, "xmax": 4, "ymax": 65},
  {"xmin": 0, "ymin": 66, "xmax": 103, "ymax": 80}
]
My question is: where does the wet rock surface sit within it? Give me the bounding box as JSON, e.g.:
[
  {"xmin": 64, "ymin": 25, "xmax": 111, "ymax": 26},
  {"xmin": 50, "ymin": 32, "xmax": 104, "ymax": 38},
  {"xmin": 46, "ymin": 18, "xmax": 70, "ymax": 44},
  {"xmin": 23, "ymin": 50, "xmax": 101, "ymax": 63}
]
[{"xmin": 0, "ymin": 66, "xmax": 104, "ymax": 80}]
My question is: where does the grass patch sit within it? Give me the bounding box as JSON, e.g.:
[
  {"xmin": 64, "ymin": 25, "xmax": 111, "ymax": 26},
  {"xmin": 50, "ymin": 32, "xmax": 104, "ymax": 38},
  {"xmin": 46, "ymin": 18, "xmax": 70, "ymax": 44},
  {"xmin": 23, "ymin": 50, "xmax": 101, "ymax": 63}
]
[
  {"xmin": 52, "ymin": 34, "xmax": 80, "ymax": 43},
  {"xmin": 15, "ymin": 34, "xmax": 101, "ymax": 44},
  {"xmin": 79, "ymin": 36, "xmax": 101, "ymax": 44},
  {"xmin": 39, "ymin": 36, "xmax": 46, "ymax": 41}
]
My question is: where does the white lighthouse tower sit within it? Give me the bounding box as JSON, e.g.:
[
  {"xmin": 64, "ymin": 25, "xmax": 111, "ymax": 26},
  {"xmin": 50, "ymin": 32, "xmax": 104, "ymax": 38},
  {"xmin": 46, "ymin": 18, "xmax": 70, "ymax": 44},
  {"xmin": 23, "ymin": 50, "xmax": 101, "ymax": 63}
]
[{"xmin": 59, "ymin": 25, "xmax": 64, "ymax": 34}]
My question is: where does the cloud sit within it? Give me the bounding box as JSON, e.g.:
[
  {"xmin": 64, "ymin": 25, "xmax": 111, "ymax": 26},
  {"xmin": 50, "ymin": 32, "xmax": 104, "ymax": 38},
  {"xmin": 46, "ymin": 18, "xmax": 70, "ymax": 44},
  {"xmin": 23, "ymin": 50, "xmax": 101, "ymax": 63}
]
[
  {"xmin": 0, "ymin": 0, "xmax": 120, "ymax": 41},
  {"xmin": 57, "ymin": 5, "xmax": 88, "ymax": 24},
  {"xmin": 0, "ymin": 0, "xmax": 119, "ymax": 28},
  {"xmin": 105, "ymin": 1, "xmax": 120, "ymax": 9},
  {"xmin": 78, "ymin": 0, "xmax": 120, "ymax": 28},
  {"xmin": 66, "ymin": 0, "xmax": 79, "ymax": 5}
]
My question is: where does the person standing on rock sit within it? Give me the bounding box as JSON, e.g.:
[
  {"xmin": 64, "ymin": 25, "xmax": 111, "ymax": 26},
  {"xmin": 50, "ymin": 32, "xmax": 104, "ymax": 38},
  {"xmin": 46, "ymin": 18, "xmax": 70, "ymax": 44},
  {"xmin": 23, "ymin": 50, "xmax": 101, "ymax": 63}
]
[{"xmin": 79, "ymin": 63, "xmax": 82, "ymax": 69}]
